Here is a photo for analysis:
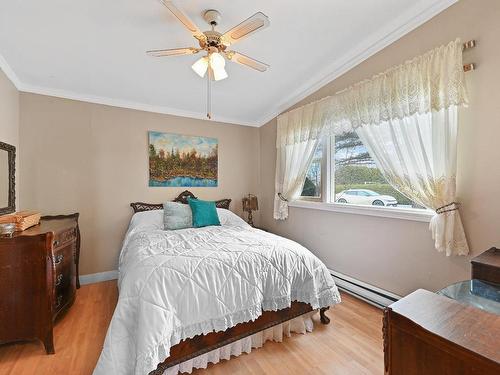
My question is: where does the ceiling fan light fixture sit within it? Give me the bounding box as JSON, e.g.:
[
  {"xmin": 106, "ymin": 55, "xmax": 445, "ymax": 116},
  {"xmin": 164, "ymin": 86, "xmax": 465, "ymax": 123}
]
[
  {"xmin": 209, "ymin": 52, "xmax": 225, "ymax": 70},
  {"xmin": 212, "ymin": 66, "xmax": 228, "ymax": 81},
  {"xmin": 149, "ymin": 3, "xmax": 270, "ymax": 119},
  {"xmin": 191, "ymin": 56, "xmax": 208, "ymax": 77}
]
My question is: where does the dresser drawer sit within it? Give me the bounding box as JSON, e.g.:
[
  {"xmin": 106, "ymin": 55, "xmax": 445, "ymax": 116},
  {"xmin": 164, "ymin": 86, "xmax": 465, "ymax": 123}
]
[
  {"xmin": 53, "ymin": 242, "xmax": 75, "ymax": 269},
  {"xmin": 53, "ymin": 243, "xmax": 76, "ymax": 315},
  {"xmin": 52, "ymin": 227, "xmax": 77, "ymax": 250}
]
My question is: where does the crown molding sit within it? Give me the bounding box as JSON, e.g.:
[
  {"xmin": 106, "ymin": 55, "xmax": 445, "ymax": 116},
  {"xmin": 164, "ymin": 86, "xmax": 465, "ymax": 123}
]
[
  {"xmin": 15, "ymin": 83, "xmax": 259, "ymax": 127},
  {"xmin": 0, "ymin": 53, "xmax": 23, "ymax": 89},
  {"xmin": 1, "ymin": 0, "xmax": 456, "ymax": 128},
  {"xmin": 1, "ymin": 51, "xmax": 256, "ymax": 126},
  {"xmin": 254, "ymin": 0, "xmax": 458, "ymax": 126}
]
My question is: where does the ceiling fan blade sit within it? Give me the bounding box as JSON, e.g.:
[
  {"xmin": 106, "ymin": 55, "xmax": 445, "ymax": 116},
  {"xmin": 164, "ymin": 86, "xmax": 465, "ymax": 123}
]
[
  {"xmin": 221, "ymin": 12, "xmax": 270, "ymax": 46},
  {"xmin": 147, "ymin": 47, "xmax": 200, "ymax": 57},
  {"xmin": 159, "ymin": 0, "xmax": 206, "ymax": 42},
  {"xmin": 225, "ymin": 51, "xmax": 269, "ymax": 72}
]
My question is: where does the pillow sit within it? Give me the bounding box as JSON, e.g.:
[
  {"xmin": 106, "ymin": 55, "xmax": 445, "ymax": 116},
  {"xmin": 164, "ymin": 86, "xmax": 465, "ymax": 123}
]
[
  {"xmin": 130, "ymin": 209, "xmax": 164, "ymax": 232},
  {"xmin": 163, "ymin": 202, "xmax": 193, "ymax": 230},
  {"xmin": 188, "ymin": 198, "xmax": 221, "ymax": 228},
  {"xmin": 217, "ymin": 208, "xmax": 251, "ymax": 228}
]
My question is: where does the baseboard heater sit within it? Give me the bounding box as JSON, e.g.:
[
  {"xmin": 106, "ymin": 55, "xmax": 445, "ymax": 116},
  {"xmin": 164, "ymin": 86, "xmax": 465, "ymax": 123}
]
[{"xmin": 329, "ymin": 269, "xmax": 402, "ymax": 309}]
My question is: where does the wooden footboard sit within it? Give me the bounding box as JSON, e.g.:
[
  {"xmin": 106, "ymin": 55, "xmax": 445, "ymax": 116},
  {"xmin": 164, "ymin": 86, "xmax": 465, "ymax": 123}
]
[{"xmin": 150, "ymin": 302, "xmax": 331, "ymax": 374}]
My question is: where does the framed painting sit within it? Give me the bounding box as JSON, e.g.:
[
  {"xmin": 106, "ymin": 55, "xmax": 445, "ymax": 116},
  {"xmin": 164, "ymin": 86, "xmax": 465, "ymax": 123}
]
[{"xmin": 148, "ymin": 131, "xmax": 218, "ymax": 187}]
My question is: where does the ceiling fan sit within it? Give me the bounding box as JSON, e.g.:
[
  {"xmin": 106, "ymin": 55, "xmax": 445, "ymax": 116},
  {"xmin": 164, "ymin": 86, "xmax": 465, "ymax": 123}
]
[{"xmin": 147, "ymin": 0, "xmax": 270, "ymax": 119}]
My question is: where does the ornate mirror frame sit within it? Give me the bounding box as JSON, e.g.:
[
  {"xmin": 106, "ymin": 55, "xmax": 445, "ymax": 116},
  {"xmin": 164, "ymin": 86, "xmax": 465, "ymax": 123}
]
[{"xmin": 0, "ymin": 141, "xmax": 16, "ymax": 215}]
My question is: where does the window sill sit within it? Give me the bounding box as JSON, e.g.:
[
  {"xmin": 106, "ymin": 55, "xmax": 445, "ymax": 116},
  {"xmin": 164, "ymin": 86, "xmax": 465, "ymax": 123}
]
[{"xmin": 289, "ymin": 200, "xmax": 434, "ymax": 223}]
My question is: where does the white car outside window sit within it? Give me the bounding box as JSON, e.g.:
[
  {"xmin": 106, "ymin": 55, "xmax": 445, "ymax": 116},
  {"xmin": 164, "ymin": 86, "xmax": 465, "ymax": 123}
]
[{"xmin": 335, "ymin": 189, "xmax": 398, "ymax": 207}]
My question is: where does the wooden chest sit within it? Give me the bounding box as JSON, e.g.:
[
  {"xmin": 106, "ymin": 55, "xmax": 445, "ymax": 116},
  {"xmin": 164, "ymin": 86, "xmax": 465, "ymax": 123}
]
[{"xmin": 0, "ymin": 214, "xmax": 80, "ymax": 354}]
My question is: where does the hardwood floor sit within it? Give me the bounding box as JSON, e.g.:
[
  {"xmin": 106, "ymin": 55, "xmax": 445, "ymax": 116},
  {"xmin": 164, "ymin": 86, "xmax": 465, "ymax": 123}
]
[{"xmin": 0, "ymin": 281, "xmax": 384, "ymax": 375}]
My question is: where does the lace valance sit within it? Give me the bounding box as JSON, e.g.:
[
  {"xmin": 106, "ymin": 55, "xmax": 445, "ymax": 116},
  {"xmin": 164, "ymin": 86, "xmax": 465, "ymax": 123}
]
[{"xmin": 277, "ymin": 39, "xmax": 468, "ymax": 147}]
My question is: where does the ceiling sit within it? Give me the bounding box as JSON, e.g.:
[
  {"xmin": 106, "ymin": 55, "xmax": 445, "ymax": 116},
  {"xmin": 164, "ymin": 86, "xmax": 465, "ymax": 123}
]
[{"xmin": 0, "ymin": 0, "xmax": 455, "ymax": 126}]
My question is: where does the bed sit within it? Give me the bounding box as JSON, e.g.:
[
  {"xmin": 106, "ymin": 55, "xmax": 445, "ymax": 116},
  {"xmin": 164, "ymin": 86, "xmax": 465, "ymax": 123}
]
[{"xmin": 94, "ymin": 191, "xmax": 341, "ymax": 375}]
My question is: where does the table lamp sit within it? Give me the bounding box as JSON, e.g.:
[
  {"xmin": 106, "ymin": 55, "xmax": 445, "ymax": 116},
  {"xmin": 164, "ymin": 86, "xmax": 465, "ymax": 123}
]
[{"xmin": 242, "ymin": 194, "xmax": 258, "ymax": 227}]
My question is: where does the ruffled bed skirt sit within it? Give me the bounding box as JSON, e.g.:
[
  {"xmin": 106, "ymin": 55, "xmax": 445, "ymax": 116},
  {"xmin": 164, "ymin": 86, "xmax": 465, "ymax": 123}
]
[{"xmin": 163, "ymin": 311, "xmax": 317, "ymax": 375}]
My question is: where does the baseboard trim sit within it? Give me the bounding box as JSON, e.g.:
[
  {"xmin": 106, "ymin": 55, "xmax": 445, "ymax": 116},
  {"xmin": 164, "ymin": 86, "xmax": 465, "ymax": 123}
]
[
  {"xmin": 80, "ymin": 270, "xmax": 119, "ymax": 285},
  {"xmin": 329, "ymin": 269, "xmax": 402, "ymax": 308}
]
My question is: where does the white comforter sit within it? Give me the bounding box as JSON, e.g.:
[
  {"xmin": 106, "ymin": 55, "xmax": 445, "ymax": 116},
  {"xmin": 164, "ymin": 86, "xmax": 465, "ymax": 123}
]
[{"xmin": 94, "ymin": 209, "xmax": 341, "ymax": 375}]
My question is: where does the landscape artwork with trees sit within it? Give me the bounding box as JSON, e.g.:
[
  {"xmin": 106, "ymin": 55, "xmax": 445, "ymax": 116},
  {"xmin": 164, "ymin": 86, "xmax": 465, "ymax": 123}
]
[{"xmin": 148, "ymin": 131, "xmax": 218, "ymax": 187}]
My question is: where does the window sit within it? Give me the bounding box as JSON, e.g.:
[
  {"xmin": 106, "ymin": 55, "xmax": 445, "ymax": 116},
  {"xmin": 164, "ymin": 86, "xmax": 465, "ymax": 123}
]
[
  {"xmin": 300, "ymin": 132, "xmax": 424, "ymax": 210},
  {"xmin": 300, "ymin": 139, "xmax": 323, "ymax": 199}
]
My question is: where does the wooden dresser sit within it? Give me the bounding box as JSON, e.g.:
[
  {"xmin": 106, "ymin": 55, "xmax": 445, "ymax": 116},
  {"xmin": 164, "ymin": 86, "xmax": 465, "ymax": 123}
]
[
  {"xmin": 0, "ymin": 214, "xmax": 80, "ymax": 354},
  {"xmin": 384, "ymin": 248, "xmax": 500, "ymax": 374},
  {"xmin": 383, "ymin": 289, "xmax": 500, "ymax": 374}
]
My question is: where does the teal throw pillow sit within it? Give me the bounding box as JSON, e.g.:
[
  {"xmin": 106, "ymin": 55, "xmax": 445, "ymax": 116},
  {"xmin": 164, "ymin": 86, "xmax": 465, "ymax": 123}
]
[{"xmin": 188, "ymin": 198, "xmax": 221, "ymax": 228}]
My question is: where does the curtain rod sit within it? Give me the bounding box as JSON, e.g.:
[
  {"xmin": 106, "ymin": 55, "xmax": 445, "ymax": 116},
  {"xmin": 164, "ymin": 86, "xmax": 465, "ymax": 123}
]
[{"xmin": 462, "ymin": 39, "xmax": 476, "ymax": 72}]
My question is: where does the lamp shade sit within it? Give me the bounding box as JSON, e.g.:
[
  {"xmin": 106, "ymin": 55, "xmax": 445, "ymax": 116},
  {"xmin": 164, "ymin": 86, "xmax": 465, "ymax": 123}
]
[
  {"xmin": 242, "ymin": 194, "xmax": 259, "ymax": 212},
  {"xmin": 192, "ymin": 57, "xmax": 208, "ymax": 77},
  {"xmin": 212, "ymin": 66, "xmax": 228, "ymax": 81},
  {"xmin": 210, "ymin": 53, "xmax": 228, "ymax": 81},
  {"xmin": 209, "ymin": 52, "xmax": 225, "ymax": 70}
]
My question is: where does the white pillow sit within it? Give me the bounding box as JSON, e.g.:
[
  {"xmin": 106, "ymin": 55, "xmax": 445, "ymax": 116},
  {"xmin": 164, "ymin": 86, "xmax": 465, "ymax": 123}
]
[
  {"xmin": 128, "ymin": 209, "xmax": 164, "ymax": 232},
  {"xmin": 216, "ymin": 208, "xmax": 250, "ymax": 228}
]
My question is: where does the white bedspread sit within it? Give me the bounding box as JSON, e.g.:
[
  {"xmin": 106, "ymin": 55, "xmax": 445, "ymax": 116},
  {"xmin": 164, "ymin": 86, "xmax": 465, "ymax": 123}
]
[{"xmin": 94, "ymin": 209, "xmax": 341, "ymax": 375}]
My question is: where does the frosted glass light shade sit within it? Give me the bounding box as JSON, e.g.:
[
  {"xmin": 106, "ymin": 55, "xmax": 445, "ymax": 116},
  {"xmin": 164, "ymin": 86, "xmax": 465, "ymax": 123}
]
[
  {"xmin": 209, "ymin": 52, "xmax": 225, "ymax": 70},
  {"xmin": 192, "ymin": 57, "xmax": 208, "ymax": 77},
  {"xmin": 213, "ymin": 66, "xmax": 228, "ymax": 81}
]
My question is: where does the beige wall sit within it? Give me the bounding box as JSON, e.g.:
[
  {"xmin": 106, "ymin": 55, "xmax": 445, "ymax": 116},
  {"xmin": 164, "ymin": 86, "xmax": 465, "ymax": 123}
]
[
  {"xmin": 259, "ymin": 0, "xmax": 500, "ymax": 296},
  {"xmin": 19, "ymin": 93, "xmax": 260, "ymax": 275},
  {"xmin": 11, "ymin": 0, "xmax": 500, "ymax": 294},
  {"xmin": 0, "ymin": 68, "xmax": 19, "ymax": 209}
]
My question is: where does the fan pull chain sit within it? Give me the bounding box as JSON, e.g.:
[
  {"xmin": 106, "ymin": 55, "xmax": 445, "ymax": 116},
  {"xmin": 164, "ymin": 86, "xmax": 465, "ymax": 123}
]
[{"xmin": 207, "ymin": 65, "xmax": 212, "ymax": 119}]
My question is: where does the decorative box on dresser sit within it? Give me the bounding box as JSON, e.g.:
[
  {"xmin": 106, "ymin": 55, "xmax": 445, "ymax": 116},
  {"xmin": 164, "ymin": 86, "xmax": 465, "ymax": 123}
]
[
  {"xmin": 471, "ymin": 247, "xmax": 500, "ymax": 284},
  {"xmin": 0, "ymin": 213, "xmax": 80, "ymax": 354}
]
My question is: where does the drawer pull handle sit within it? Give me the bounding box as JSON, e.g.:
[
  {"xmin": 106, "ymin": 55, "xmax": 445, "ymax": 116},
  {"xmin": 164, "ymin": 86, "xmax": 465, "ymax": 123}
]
[
  {"xmin": 54, "ymin": 254, "xmax": 64, "ymax": 265},
  {"xmin": 53, "ymin": 240, "xmax": 60, "ymax": 247},
  {"xmin": 55, "ymin": 274, "xmax": 64, "ymax": 286},
  {"xmin": 55, "ymin": 295, "xmax": 63, "ymax": 308}
]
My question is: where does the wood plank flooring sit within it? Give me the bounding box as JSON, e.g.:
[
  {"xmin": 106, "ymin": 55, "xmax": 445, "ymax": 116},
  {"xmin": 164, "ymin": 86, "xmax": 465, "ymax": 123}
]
[{"xmin": 0, "ymin": 281, "xmax": 384, "ymax": 375}]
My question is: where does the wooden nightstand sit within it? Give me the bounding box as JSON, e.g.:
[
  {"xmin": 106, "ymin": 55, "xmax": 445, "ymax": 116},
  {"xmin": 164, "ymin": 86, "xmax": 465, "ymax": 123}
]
[{"xmin": 0, "ymin": 213, "xmax": 81, "ymax": 354}]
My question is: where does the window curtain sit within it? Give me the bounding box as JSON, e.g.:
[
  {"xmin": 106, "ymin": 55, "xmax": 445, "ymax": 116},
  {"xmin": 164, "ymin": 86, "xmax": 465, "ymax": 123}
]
[
  {"xmin": 356, "ymin": 107, "xmax": 468, "ymax": 255},
  {"xmin": 273, "ymin": 108, "xmax": 322, "ymax": 220},
  {"xmin": 274, "ymin": 39, "xmax": 469, "ymax": 255}
]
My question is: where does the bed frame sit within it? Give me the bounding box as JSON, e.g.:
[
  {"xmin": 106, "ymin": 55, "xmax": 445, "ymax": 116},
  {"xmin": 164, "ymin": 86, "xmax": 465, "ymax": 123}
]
[
  {"xmin": 130, "ymin": 190, "xmax": 232, "ymax": 213},
  {"xmin": 130, "ymin": 190, "xmax": 331, "ymax": 374},
  {"xmin": 151, "ymin": 303, "xmax": 330, "ymax": 374}
]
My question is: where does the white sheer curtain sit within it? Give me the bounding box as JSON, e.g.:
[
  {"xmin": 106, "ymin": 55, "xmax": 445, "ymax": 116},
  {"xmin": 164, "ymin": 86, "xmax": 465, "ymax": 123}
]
[
  {"xmin": 274, "ymin": 39, "xmax": 470, "ymax": 255},
  {"xmin": 356, "ymin": 107, "xmax": 468, "ymax": 255},
  {"xmin": 274, "ymin": 109, "xmax": 322, "ymax": 220}
]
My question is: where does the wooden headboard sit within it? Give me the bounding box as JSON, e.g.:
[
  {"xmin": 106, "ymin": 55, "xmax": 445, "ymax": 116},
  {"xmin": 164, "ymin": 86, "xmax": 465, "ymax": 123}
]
[{"xmin": 130, "ymin": 190, "xmax": 232, "ymax": 213}]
